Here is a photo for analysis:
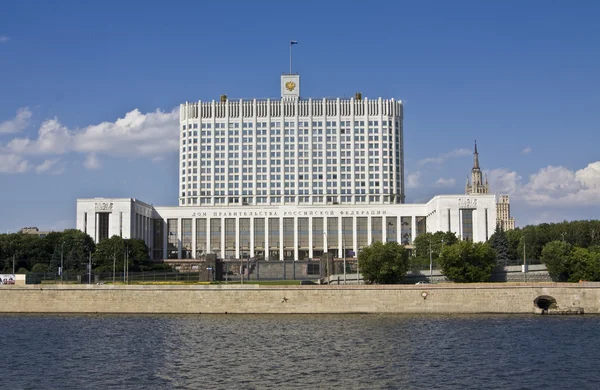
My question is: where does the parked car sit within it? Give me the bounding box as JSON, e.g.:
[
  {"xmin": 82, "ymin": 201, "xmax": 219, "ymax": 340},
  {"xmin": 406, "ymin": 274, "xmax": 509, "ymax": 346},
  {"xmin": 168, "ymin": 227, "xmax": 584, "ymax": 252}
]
[{"xmin": 415, "ymin": 281, "xmax": 429, "ymax": 285}]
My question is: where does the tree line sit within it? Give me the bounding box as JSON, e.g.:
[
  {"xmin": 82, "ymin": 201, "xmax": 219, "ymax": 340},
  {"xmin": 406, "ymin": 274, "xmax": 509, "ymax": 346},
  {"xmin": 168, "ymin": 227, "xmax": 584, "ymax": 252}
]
[
  {"xmin": 0, "ymin": 230, "xmax": 170, "ymax": 274},
  {"xmin": 359, "ymin": 219, "xmax": 600, "ymax": 284}
]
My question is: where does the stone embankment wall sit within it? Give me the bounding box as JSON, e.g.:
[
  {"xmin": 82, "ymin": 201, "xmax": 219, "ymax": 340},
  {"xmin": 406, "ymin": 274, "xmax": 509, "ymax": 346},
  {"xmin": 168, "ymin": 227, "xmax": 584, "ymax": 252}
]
[{"xmin": 1, "ymin": 283, "xmax": 600, "ymax": 314}]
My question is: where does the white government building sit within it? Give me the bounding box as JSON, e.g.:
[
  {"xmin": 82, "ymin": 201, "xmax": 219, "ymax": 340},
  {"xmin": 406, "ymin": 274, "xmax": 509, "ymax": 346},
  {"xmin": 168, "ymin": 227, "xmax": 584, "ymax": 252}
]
[{"xmin": 76, "ymin": 72, "xmax": 497, "ymax": 261}]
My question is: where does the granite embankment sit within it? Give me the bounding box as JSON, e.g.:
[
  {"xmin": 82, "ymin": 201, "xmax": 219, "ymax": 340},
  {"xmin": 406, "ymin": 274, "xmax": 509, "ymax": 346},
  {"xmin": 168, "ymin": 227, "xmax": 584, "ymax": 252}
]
[{"xmin": 2, "ymin": 283, "xmax": 600, "ymax": 314}]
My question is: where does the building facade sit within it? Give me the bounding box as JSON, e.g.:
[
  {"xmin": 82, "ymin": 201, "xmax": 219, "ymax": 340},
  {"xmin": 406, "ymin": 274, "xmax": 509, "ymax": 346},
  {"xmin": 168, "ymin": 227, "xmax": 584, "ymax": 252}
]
[
  {"xmin": 77, "ymin": 194, "xmax": 497, "ymax": 261},
  {"xmin": 496, "ymin": 195, "xmax": 515, "ymax": 231},
  {"xmin": 465, "ymin": 142, "xmax": 516, "ymax": 231},
  {"xmin": 179, "ymin": 74, "xmax": 404, "ymax": 207},
  {"xmin": 76, "ymin": 72, "xmax": 500, "ymax": 260}
]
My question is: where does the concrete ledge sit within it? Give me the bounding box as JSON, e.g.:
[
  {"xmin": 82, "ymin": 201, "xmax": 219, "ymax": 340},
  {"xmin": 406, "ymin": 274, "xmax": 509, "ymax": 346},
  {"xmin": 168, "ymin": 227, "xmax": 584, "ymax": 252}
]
[{"xmin": 2, "ymin": 283, "xmax": 600, "ymax": 314}]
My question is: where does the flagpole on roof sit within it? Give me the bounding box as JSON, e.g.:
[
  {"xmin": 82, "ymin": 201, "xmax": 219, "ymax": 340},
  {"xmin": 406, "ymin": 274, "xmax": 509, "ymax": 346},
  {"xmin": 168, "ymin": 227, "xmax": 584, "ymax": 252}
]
[{"xmin": 290, "ymin": 40, "xmax": 298, "ymax": 74}]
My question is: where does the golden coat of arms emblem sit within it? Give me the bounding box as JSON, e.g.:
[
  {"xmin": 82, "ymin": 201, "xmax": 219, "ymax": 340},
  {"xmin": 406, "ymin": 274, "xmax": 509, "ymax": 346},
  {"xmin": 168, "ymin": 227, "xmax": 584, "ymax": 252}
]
[{"xmin": 285, "ymin": 81, "xmax": 296, "ymax": 91}]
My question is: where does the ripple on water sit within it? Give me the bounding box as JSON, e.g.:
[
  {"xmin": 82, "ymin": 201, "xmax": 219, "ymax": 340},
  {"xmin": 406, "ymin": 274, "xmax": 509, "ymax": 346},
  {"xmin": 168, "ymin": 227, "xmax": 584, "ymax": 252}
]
[{"xmin": 1, "ymin": 313, "xmax": 600, "ymax": 389}]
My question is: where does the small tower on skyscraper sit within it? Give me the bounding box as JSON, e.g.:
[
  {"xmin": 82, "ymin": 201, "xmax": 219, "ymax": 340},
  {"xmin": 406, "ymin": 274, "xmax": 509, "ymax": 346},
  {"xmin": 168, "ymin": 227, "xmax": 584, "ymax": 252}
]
[{"xmin": 465, "ymin": 141, "xmax": 489, "ymax": 195}]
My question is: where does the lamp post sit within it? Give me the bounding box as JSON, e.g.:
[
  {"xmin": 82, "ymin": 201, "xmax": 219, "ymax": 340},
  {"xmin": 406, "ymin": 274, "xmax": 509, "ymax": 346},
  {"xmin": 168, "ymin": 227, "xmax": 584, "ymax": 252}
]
[
  {"xmin": 429, "ymin": 239, "xmax": 433, "ymax": 282},
  {"xmin": 341, "ymin": 238, "xmax": 346, "ymax": 284},
  {"xmin": 88, "ymin": 250, "xmax": 92, "ymax": 285},
  {"xmin": 60, "ymin": 241, "xmax": 65, "ymax": 284},
  {"xmin": 112, "ymin": 243, "xmax": 116, "ymax": 283},
  {"xmin": 356, "ymin": 249, "xmax": 359, "ymax": 285}
]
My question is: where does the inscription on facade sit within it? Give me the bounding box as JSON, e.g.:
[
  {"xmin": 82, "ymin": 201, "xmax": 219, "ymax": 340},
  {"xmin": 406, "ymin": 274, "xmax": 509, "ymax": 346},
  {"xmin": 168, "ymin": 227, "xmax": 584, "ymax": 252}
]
[
  {"xmin": 458, "ymin": 198, "xmax": 477, "ymax": 209},
  {"xmin": 188, "ymin": 209, "xmax": 390, "ymax": 218},
  {"xmin": 95, "ymin": 202, "xmax": 114, "ymax": 211}
]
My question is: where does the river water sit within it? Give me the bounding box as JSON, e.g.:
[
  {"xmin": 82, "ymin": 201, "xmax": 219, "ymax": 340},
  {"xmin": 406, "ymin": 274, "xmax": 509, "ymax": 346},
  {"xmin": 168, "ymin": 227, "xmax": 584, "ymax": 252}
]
[{"xmin": 1, "ymin": 314, "xmax": 598, "ymax": 389}]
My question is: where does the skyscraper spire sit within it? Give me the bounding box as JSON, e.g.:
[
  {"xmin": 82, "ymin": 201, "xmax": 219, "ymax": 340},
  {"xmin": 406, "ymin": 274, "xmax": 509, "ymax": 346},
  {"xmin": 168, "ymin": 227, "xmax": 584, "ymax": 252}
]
[
  {"xmin": 466, "ymin": 140, "xmax": 488, "ymax": 195},
  {"xmin": 473, "ymin": 140, "xmax": 480, "ymax": 169}
]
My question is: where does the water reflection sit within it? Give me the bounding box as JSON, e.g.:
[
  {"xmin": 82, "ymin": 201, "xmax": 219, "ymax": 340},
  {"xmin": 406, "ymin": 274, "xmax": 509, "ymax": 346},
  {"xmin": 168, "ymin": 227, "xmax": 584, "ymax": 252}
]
[{"xmin": 1, "ymin": 314, "xmax": 599, "ymax": 389}]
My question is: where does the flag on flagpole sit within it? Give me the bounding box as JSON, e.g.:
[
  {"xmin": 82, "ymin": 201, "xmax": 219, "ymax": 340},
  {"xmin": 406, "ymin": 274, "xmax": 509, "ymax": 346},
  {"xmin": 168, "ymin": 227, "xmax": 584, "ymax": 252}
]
[{"xmin": 290, "ymin": 40, "xmax": 298, "ymax": 45}]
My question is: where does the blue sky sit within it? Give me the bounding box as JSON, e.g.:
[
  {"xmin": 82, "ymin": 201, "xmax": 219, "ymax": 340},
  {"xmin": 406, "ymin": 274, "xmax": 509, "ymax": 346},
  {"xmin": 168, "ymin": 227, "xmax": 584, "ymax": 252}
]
[{"xmin": 1, "ymin": 0, "xmax": 599, "ymax": 233}]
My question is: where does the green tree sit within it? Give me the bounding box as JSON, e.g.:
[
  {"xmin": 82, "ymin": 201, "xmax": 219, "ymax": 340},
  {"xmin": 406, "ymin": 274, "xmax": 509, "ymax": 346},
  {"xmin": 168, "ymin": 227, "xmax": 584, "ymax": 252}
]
[
  {"xmin": 505, "ymin": 228, "xmax": 522, "ymax": 261},
  {"xmin": 568, "ymin": 247, "xmax": 600, "ymax": 282},
  {"xmin": 358, "ymin": 241, "xmax": 410, "ymax": 284},
  {"xmin": 49, "ymin": 229, "xmax": 95, "ymax": 272},
  {"xmin": 439, "ymin": 241, "xmax": 496, "ymax": 283},
  {"xmin": 540, "ymin": 241, "xmax": 572, "ymax": 282},
  {"xmin": 489, "ymin": 225, "xmax": 510, "ymax": 266},
  {"xmin": 93, "ymin": 236, "xmax": 162, "ymax": 272},
  {"xmin": 412, "ymin": 231, "xmax": 458, "ymax": 269},
  {"xmin": 31, "ymin": 263, "xmax": 50, "ymax": 273}
]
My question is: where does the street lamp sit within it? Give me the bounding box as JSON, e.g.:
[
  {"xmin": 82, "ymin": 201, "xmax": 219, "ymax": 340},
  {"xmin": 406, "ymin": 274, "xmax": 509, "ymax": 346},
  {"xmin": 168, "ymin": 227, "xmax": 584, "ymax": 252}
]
[
  {"xmin": 60, "ymin": 241, "xmax": 65, "ymax": 284},
  {"xmin": 112, "ymin": 242, "xmax": 116, "ymax": 283},
  {"xmin": 343, "ymin": 238, "xmax": 346, "ymax": 285},
  {"xmin": 429, "ymin": 239, "xmax": 433, "ymax": 282}
]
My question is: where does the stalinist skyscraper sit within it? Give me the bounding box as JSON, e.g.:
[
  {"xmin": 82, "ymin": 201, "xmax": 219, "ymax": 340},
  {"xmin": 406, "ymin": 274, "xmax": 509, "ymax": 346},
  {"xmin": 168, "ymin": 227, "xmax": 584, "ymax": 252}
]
[
  {"xmin": 465, "ymin": 141, "xmax": 489, "ymax": 195},
  {"xmin": 465, "ymin": 142, "xmax": 515, "ymax": 230}
]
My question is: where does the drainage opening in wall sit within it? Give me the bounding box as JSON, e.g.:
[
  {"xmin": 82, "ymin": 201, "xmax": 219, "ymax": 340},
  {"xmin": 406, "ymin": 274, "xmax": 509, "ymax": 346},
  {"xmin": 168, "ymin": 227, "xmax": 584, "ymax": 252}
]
[{"xmin": 534, "ymin": 295, "xmax": 557, "ymax": 312}]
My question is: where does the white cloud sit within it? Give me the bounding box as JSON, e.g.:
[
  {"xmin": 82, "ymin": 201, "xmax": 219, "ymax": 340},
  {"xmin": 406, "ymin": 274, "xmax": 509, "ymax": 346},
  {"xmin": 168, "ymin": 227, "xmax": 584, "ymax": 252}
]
[
  {"xmin": 83, "ymin": 154, "xmax": 101, "ymax": 170},
  {"xmin": 0, "ymin": 35, "xmax": 9, "ymax": 43},
  {"xmin": 406, "ymin": 172, "xmax": 421, "ymax": 189},
  {"xmin": 418, "ymin": 148, "xmax": 471, "ymax": 165},
  {"xmin": 73, "ymin": 108, "xmax": 179, "ymax": 156},
  {"xmin": 486, "ymin": 168, "xmax": 522, "ymax": 195},
  {"xmin": 0, "ymin": 154, "xmax": 30, "ymax": 173},
  {"xmin": 0, "ymin": 107, "xmax": 32, "ymax": 134},
  {"xmin": 0, "ymin": 107, "xmax": 178, "ymax": 174},
  {"xmin": 435, "ymin": 177, "xmax": 456, "ymax": 187},
  {"xmin": 4, "ymin": 108, "xmax": 178, "ymax": 157},
  {"xmin": 521, "ymin": 147, "xmax": 532, "ymax": 155},
  {"xmin": 486, "ymin": 162, "xmax": 600, "ymax": 207},
  {"xmin": 35, "ymin": 158, "xmax": 64, "ymax": 175}
]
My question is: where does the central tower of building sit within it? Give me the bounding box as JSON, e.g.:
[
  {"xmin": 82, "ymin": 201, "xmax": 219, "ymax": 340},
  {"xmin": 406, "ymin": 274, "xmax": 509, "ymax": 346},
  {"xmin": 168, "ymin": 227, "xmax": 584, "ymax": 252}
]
[{"xmin": 179, "ymin": 73, "xmax": 404, "ymax": 207}]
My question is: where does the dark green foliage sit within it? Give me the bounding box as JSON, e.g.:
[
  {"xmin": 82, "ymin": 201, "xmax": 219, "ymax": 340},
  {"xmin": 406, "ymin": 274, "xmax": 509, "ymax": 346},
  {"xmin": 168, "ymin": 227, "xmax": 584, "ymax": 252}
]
[
  {"xmin": 358, "ymin": 241, "xmax": 410, "ymax": 284},
  {"xmin": 439, "ymin": 241, "xmax": 497, "ymax": 283},
  {"xmin": 489, "ymin": 225, "xmax": 510, "ymax": 266},
  {"xmin": 49, "ymin": 229, "xmax": 96, "ymax": 272},
  {"xmin": 412, "ymin": 231, "xmax": 459, "ymax": 269},
  {"xmin": 93, "ymin": 236, "xmax": 165, "ymax": 272},
  {"xmin": 31, "ymin": 263, "xmax": 50, "ymax": 273},
  {"xmin": 540, "ymin": 241, "xmax": 571, "ymax": 282},
  {"xmin": 505, "ymin": 229, "xmax": 522, "ymax": 261},
  {"xmin": 511, "ymin": 220, "xmax": 600, "ymax": 262},
  {"xmin": 568, "ymin": 247, "xmax": 600, "ymax": 282},
  {"xmin": 541, "ymin": 241, "xmax": 600, "ymax": 282}
]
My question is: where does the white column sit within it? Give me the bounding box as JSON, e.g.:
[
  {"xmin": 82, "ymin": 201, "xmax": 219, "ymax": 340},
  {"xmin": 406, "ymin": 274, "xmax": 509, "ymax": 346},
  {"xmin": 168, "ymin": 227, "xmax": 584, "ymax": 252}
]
[
  {"xmin": 95, "ymin": 213, "xmax": 99, "ymax": 243},
  {"xmin": 279, "ymin": 217, "xmax": 284, "ymax": 261},
  {"xmin": 367, "ymin": 216, "xmax": 372, "ymax": 246},
  {"xmin": 177, "ymin": 218, "xmax": 182, "ymax": 259},
  {"xmin": 323, "ymin": 218, "xmax": 328, "ymax": 255},
  {"xmin": 191, "ymin": 218, "xmax": 197, "ymax": 259},
  {"xmin": 250, "ymin": 218, "xmax": 255, "ymax": 258},
  {"xmin": 338, "ymin": 216, "xmax": 343, "ymax": 258},
  {"xmin": 220, "ymin": 219, "xmax": 225, "ymax": 259},
  {"xmin": 293, "ymin": 216, "xmax": 299, "ymax": 261},
  {"xmin": 265, "ymin": 217, "xmax": 270, "ymax": 260},
  {"xmin": 235, "ymin": 218, "xmax": 240, "ymax": 259},
  {"xmin": 308, "ymin": 217, "xmax": 313, "ymax": 259},
  {"xmin": 411, "ymin": 215, "xmax": 416, "ymax": 245},
  {"xmin": 378, "ymin": 98, "xmax": 384, "ymax": 204},
  {"xmin": 353, "ymin": 216, "xmax": 358, "ymax": 258},
  {"xmin": 206, "ymin": 218, "xmax": 211, "ymax": 255},
  {"xmin": 382, "ymin": 216, "xmax": 388, "ymax": 242},
  {"xmin": 472, "ymin": 209, "xmax": 478, "ymax": 242},
  {"xmin": 162, "ymin": 220, "xmax": 167, "ymax": 259}
]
